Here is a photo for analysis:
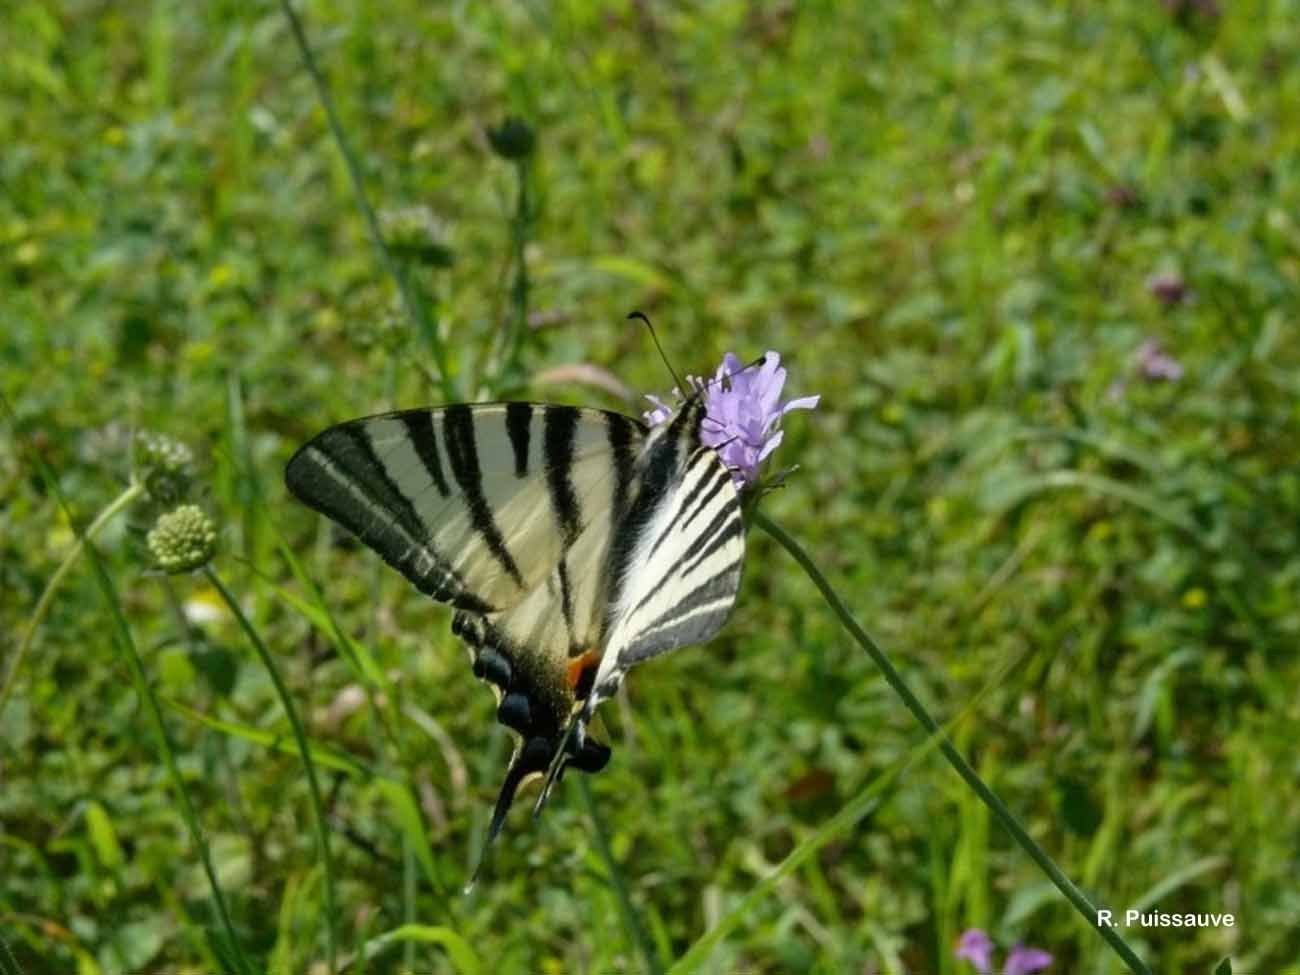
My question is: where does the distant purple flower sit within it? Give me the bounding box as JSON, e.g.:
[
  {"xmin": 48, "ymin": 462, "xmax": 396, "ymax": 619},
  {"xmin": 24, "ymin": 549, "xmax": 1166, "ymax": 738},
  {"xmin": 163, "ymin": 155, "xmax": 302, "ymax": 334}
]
[
  {"xmin": 956, "ymin": 928, "xmax": 1052, "ymax": 975},
  {"xmin": 1146, "ymin": 271, "xmax": 1188, "ymax": 307},
  {"xmin": 956, "ymin": 929, "xmax": 995, "ymax": 974},
  {"xmin": 1135, "ymin": 338, "xmax": 1184, "ymax": 382},
  {"xmin": 1164, "ymin": 0, "xmax": 1220, "ymax": 20},
  {"xmin": 1004, "ymin": 945, "xmax": 1054, "ymax": 975},
  {"xmin": 644, "ymin": 351, "xmax": 819, "ymax": 488},
  {"xmin": 1104, "ymin": 184, "xmax": 1140, "ymax": 209}
]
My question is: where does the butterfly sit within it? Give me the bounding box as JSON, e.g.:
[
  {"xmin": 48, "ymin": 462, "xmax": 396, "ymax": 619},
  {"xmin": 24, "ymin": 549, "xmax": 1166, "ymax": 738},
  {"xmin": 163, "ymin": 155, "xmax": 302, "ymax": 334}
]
[{"xmin": 284, "ymin": 389, "xmax": 746, "ymax": 867}]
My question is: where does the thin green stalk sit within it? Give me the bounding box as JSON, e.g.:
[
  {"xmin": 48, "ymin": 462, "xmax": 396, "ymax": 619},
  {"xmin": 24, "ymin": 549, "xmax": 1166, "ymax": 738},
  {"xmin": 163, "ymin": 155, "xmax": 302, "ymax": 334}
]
[
  {"xmin": 578, "ymin": 778, "xmax": 663, "ymax": 975},
  {"xmin": 1, "ymin": 480, "xmax": 146, "ymax": 721},
  {"xmin": 750, "ymin": 508, "xmax": 1151, "ymax": 975},
  {"xmin": 0, "ymin": 928, "xmax": 23, "ymax": 975},
  {"xmin": 278, "ymin": 0, "xmax": 455, "ymax": 400},
  {"xmin": 672, "ymin": 626, "xmax": 1041, "ymax": 975},
  {"xmin": 2, "ymin": 395, "xmax": 252, "ymax": 974},
  {"xmin": 505, "ymin": 157, "xmax": 531, "ymax": 378},
  {"xmin": 403, "ymin": 838, "xmax": 417, "ymax": 974},
  {"xmin": 203, "ymin": 565, "xmax": 337, "ymax": 974}
]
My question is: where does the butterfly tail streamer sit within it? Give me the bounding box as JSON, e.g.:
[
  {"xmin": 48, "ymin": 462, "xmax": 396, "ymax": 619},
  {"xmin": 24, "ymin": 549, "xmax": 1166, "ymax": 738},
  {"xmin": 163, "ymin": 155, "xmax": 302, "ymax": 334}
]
[{"xmin": 469, "ymin": 739, "xmax": 547, "ymax": 888}]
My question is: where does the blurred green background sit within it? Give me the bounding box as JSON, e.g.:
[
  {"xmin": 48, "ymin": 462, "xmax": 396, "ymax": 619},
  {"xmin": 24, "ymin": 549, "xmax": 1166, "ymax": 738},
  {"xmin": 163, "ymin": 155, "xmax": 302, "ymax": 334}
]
[{"xmin": 2, "ymin": 1, "xmax": 1298, "ymax": 973}]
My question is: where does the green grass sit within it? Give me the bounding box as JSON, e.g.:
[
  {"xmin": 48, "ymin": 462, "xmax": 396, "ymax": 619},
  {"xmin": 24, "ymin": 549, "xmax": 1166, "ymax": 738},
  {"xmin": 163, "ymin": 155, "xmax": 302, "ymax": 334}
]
[{"xmin": 3, "ymin": 1, "xmax": 1299, "ymax": 973}]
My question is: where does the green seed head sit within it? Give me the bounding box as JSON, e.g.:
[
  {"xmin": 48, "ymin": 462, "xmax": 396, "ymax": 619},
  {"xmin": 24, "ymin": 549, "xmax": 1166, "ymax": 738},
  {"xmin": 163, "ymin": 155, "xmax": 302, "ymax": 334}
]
[
  {"xmin": 148, "ymin": 504, "xmax": 217, "ymax": 574},
  {"xmin": 380, "ymin": 205, "xmax": 454, "ymax": 268},
  {"xmin": 487, "ymin": 116, "xmax": 536, "ymax": 160},
  {"xmin": 136, "ymin": 431, "xmax": 194, "ymax": 503}
]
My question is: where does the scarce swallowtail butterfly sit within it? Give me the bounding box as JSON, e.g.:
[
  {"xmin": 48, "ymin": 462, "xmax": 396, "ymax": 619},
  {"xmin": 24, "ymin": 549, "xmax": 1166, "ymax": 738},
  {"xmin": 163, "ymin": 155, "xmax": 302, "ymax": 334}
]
[{"xmin": 285, "ymin": 383, "xmax": 748, "ymax": 868}]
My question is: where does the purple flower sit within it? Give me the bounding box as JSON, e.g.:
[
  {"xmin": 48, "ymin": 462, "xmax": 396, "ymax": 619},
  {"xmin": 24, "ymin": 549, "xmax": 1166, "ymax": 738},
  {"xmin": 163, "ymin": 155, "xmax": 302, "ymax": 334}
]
[
  {"xmin": 956, "ymin": 929, "xmax": 996, "ymax": 974},
  {"xmin": 1146, "ymin": 271, "xmax": 1188, "ymax": 307},
  {"xmin": 956, "ymin": 929, "xmax": 1052, "ymax": 975},
  {"xmin": 644, "ymin": 351, "xmax": 819, "ymax": 488},
  {"xmin": 1004, "ymin": 945, "xmax": 1054, "ymax": 975},
  {"xmin": 1134, "ymin": 338, "xmax": 1183, "ymax": 382},
  {"xmin": 1164, "ymin": 0, "xmax": 1220, "ymax": 20}
]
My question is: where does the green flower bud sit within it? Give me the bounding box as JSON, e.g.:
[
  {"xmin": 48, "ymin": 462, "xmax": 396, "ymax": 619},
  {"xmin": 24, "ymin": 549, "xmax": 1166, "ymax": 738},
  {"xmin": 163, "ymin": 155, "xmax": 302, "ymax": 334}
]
[
  {"xmin": 487, "ymin": 117, "xmax": 536, "ymax": 161},
  {"xmin": 148, "ymin": 504, "xmax": 217, "ymax": 573},
  {"xmin": 380, "ymin": 206, "xmax": 454, "ymax": 268},
  {"xmin": 136, "ymin": 431, "xmax": 194, "ymax": 503}
]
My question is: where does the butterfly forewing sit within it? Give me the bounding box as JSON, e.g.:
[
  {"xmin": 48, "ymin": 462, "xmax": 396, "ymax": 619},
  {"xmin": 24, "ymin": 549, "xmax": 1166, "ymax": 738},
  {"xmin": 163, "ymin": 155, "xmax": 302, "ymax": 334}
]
[{"xmin": 285, "ymin": 404, "xmax": 643, "ymax": 615}]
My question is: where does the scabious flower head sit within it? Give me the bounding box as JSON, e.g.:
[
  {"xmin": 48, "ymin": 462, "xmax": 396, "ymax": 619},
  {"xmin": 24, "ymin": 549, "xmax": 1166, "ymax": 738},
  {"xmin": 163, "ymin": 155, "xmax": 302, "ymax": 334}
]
[
  {"xmin": 380, "ymin": 204, "xmax": 454, "ymax": 268},
  {"xmin": 644, "ymin": 350, "xmax": 819, "ymax": 489},
  {"xmin": 1146, "ymin": 270, "xmax": 1188, "ymax": 307},
  {"xmin": 135, "ymin": 431, "xmax": 194, "ymax": 503},
  {"xmin": 148, "ymin": 504, "xmax": 217, "ymax": 574},
  {"xmin": 487, "ymin": 116, "xmax": 536, "ymax": 160},
  {"xmin": 956, "ymin": 928, "xmax": 1052, "ymax": 975},
  {"xmin": 1134, "ymin": 337, "xmax": 1183, "ymax": 382}
]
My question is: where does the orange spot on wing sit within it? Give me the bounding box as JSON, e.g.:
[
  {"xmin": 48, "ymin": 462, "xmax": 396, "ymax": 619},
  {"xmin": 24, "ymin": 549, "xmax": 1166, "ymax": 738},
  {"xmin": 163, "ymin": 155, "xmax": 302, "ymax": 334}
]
[{"xmin": 566, "ymin": 649, "xmax": 601, "ymax": 696}]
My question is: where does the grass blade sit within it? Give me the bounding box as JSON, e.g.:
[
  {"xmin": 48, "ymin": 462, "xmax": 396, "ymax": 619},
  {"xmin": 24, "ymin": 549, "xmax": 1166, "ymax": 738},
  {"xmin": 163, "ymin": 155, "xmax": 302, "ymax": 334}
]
[
  {"xmin": 2, "ymin": 396, "xmax": 253, "ymax": 975},
  {"xmin": 750, "ymin": 508, "xmax": 1152, "ymax": 975},
  {"xmin": 203, "ymin": 565, "xmax": 339, "ymax": 973},
  {"xmin": 0, "ymin": 481, "xmax": 145, "ymax": 721},
  {"xmin": 359, "ymin": 923, "xmax": 481, "ymax": 975},
  {"xmin": 277, "ymin": 0, "xmax": 455, "ymax": 400}
]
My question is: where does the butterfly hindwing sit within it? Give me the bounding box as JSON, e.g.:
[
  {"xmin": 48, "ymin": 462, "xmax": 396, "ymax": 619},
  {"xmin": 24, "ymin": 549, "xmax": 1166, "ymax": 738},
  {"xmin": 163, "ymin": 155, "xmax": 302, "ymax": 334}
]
[
  {"xmin": 601, "ymin": 403, "xmax": 745, "ymax": 681},
  {"xmin": 531, "ymin": 397, "xmax": 746, "ymax": 812}
]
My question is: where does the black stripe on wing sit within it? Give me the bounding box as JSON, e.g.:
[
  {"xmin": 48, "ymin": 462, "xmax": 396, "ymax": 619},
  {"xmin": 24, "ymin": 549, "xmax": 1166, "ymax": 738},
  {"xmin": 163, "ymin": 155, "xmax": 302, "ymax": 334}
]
[
  {"xmin": 643, "ymin": 460, "xmax": 729, "ymax": 564},
  {"xmin": 442, "ymin": 405, "xmax": 526, "ymax": 588},
  {"xmin": 285, "ymin": 426, "xmax": 490, "ymax": 613},
  {"xmin": 399, "ymin": 410, "xmax": 451, "ymax": 498},
  {"xmin": 544, "ymin": 406, "xmax": 582, "ymax": 545},
  {"xmin": 623, "ymin": 565, "xmax": 741, "ymax": 666},
  {"xmin": 609, "ymin": 426, "xmax": 745, "ymax": 667},
  {"xmin": 505, "ymin": 403, "xmax": 532, "ymax": 478},
  {"xmin": 604, "ymin": 400, "xmax": 692, "ymax": 614},
  {"xmin": 606, "ymin": 411, "xmax": 640, "ymax": 519}
]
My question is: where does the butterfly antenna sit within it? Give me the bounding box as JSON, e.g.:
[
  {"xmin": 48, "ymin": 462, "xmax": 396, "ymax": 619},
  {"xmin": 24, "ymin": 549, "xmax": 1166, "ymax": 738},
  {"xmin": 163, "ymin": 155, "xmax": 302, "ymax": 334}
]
[
  {"xmin": 702, "ymin": 353, "xmax": 766, "ymax": 395},
  {"xmin": 628, "ymin": 310, "xmax": 686, "ymax": 394}
]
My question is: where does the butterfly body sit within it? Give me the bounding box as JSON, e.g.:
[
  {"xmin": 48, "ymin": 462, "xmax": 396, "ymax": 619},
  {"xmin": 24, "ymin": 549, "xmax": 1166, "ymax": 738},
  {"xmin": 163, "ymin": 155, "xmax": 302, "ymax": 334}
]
[{"xmin": 285, "ymin": 395, "xmax": 745, "ymax": 850}]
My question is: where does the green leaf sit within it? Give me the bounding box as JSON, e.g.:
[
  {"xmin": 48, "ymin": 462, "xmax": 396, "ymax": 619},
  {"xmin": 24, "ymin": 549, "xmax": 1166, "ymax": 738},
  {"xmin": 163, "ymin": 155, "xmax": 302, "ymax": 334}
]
[
  {"xmin": 1057, "ymin": 777, "xmax": 1103, "ymax": 837},
  {"xmin": 101, "ymin": 917, "xmax": 167, "ymax": 974},
  {"xmin": 588, "ymin": 255, "xmax": 674, "ymax": 292},
  {"xmin": 1213, "ymin": 959, "xmax": 1232, "ymax": 975},
  {"xmin": 163, "ymin": 698, "xmax": 377, "ymax": 778},
  {"xmin": 1129, "ymin": 856, "xmax": 1228, "ymax": 914},
  {"xmin": 191, "ymin": 645, "xmax": 238, "ymax": 697},
  {"xmin": 362, "ymin": 924, "xmax": 481, "ymax": 975},
  {"xmin": 84, "ymin": 800, "xmax": 124, "ymax": 871},
  {"xmin": 375, "ymin": 779, "xmax": 440, "ymax": 893},
  {"xmin": 269, "ymin": 542, "xmax": 387, "ymax": 687}
]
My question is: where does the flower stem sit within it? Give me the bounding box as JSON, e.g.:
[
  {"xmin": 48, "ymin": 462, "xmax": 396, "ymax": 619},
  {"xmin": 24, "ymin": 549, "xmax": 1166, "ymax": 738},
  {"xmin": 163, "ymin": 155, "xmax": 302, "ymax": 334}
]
[
  {"xmin": 278, "ymin": 0, "xmax": 455, "ymax": 401},
  {"xmin": 0, "ymin": 480, "xmax": 146, "ymax": 722},
  {"xmin": 750, "ymin": 509, "xmax": 1151, "ymax": 975},
  {"xmin": 505, "ymin": 157, "xmax": 531, "ymax": 379},
  {"xmin": 578, "ymin": 777, "xmax": 664, "ymax": 975},
  {"xmin": 203, "ymin": 565, "xmax": 338, "ymax": 974}
]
